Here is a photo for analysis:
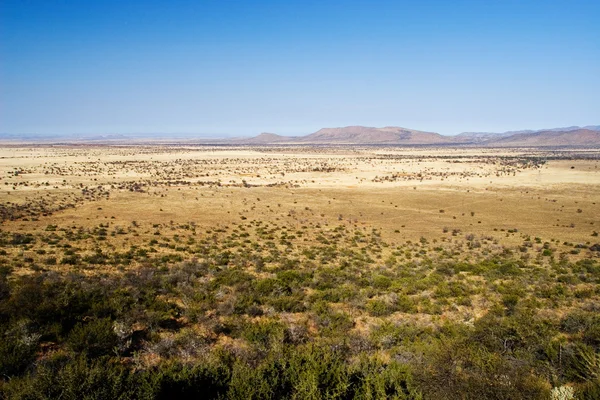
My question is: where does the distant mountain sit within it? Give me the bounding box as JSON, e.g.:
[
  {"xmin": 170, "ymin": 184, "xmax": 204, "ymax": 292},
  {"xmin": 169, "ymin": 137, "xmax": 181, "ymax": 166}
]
[
  {"xmin": 454, "ymin": 131, "xmax": 515, "ymax": 143},
  {"xmin": 3, "ymin": 125, "xmax": 600, "ymax": 146},
  {"xmin": 486, "ymin": 129, "xmax": 600, "ymax": 147},
  {"xmin": 234, "ymin": 125, "xmax": 600, "ymax": 146},
  {"xmin": 583, "ymin": 125, "xmax": 600, "ymax": 131},
  {"xmin": 238, "ymin": 126, "xmax": 462, "ymax": 145},
  {"xmin": 297, "ymin": 126, "xmax": 458, "ymax": 145},
  {"xmin": 457, "ymin": 125, "xmax": 600, "ymax": 144}
]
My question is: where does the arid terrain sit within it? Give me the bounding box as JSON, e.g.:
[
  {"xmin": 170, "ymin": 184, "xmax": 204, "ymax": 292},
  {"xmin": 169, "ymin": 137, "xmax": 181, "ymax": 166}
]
[
  {"xmin": 2, "ymin": 145, "xmax": 599, "ymax": 247},
  {"xmin": 1, "ymin": 144, "xmax": 599, "ymax": 398}
]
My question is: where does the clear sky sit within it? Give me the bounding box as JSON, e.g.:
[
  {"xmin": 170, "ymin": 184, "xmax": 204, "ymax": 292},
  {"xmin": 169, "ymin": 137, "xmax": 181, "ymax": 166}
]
[{"xmin": 1, "ymin": 0, "xmax": 599, "ymax": 137}]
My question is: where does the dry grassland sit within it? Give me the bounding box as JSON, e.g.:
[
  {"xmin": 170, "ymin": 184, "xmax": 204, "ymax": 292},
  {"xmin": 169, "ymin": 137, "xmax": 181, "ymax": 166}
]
[
  {"xmin": 1, "ymin": 144, "xmax": 600, "ymax": 398},
  {"xmin": 2, "ymin": 145, "xmax": 598, "ymax": 254}
]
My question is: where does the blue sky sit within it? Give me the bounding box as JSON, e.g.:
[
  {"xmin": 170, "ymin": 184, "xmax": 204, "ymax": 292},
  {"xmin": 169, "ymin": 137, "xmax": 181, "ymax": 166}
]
[{"xmin": 1, "ymin": 0, "xmax": 598, "ymax": 137}]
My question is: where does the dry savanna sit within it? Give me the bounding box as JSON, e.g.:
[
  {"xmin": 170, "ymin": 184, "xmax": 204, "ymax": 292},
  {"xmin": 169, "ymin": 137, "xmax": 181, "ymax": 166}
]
[{"xmin": 1, "ymin": 144, "xmax": 599, "ymax": 399}]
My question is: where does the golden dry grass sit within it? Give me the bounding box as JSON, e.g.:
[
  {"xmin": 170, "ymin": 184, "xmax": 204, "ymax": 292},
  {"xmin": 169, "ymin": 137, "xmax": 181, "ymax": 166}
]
[{"xmin": 1, "ymin": 145, "xmax": 598, "ymax": 258}]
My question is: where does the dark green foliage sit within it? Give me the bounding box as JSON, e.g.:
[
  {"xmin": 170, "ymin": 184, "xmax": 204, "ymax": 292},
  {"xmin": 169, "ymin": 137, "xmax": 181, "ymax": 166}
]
[
  {"xmin": 576, "ymin": 379, "xmax": 600, "ymax": 400},
  {"xmin": 313, "ymin": 301, "xmax": 355, "ymax": 336},
  {"xmin": 270, "ymin": 294, "xmax": 306, "ymax": 312},
  {"xmin": 0, "ymin": 323, "xmax": 39, "ymax": 377},
  {"xmin": 366, "ymin": 299, "xmax": 392, "ymax": 316},
  {"xmin": 10, "ymin": 233, "xmax": 35, "ymax": 245},
  {"xmin": 67, "ymin": 318, "xmax": 119, "ymax": 358},
  {"xmin": 1, "ymin": 355, "xmax": 142, "ymax": 400},
  {"xmin": 416, "ymin": 339, "xmax": 550, "ymax": 400},
  {"xmin": 348, "ymin": 357, "xmax": 419, "ymax": 400},
  {"xmin": 0, "ymin": 270, "xmax": 9, "ymax": 301},
  {"xmin": 149, "ymin": 361, "xmax": 231, "ymax": 400},
  {"xmin": 1, "ymin": 345, "xmax": 421, "ymax": 399},
  {"xmin": 242, "ymin": 319, "xmax": 285, "ymax": 349}
]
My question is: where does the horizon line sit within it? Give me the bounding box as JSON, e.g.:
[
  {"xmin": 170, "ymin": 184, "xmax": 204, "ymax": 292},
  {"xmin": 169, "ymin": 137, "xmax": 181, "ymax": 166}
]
[{"xmin": 1, "ymin": 123, "xmax": 599, "ymax": 140}]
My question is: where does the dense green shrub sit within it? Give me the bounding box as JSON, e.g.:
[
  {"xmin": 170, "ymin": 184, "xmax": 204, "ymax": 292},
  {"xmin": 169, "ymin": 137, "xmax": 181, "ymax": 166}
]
[
  {"xmin": 67, "ymin": 318, "xmax": 119, "ymax": 358},
  {"xmin": 348, "ymin": 357, "xmax": 419, "ymax": 400},
  {"xmin": 0, "ymin": 322, "xmax": 39, "ymax": 377},
  {"xmin": 416, "ymin": 339, "xmax": 550, "ymax": 400},
  {"xmin": 1, "ymin": 355, "xmax": 142, "ymax": 400}
]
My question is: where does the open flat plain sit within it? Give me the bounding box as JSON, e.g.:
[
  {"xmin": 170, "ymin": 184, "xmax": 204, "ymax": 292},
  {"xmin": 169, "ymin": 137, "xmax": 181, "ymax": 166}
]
[
  {"xmin": 2, "ymin": 145, "xmax": 599, "ymax": 250},
  {"xmin": 1, "ymin": 144, "xmax": 600, "ymax": 398}
]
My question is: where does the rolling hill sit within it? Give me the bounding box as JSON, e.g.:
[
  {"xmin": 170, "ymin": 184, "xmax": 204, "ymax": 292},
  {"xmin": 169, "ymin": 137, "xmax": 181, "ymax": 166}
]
[
  {"xmin": 297, "ymin": 126, "xmax": 458, "ymax": 144},
  {"xmin": 456, "ymin": 126, "xmax": 600, "ymax": 144},
  {"xmin": 4, "ymin": 125, "xmax": 600, "ymax": 146},
  {"xmin": 486, "ymin": 128, "xmax": 600, "ymax": 147},
  {"xmin": 235, "ymin": 125, "xmax": 600, "ymax": 146},
  {"xmin": 233, "ymin": 132, "xmax": 295, "ymax": 144},
  {"xmin": 238, "ymin": 126, "xmax": 462, "ymax": 145}
]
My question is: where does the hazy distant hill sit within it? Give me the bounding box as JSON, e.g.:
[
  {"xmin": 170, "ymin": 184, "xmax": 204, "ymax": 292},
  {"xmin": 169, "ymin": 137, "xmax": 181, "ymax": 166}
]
[
  {"xmin": 297, "ymin": 126, "xmax": 458, "ymax": 144},
  {"xmin": 237, "ymin": 125, "xmax": 600, "ymax": 146},
  {"xmin": 486, "ymin": 129, "xmax": 600, "ymax": 147},
  {"xmin": 3, "ymin": 125, "xmax": 600, "ymax": 146},
  {"xmin": 456, "ymin": 126, "xmax": 600, "ymax": 144},
  {"xmin": 234, "ymin": 132, "xmax": 297, "ymax": 144},
  {"xmin": 238, "ymin": 126, "xmax": 460, "ymax": 145},
  {"xmin": 583, "ymin": 125, "xmax": 600, "ymax": 131},
  {"xmin": 454, "ymin": 131, "xmax": 515, "ymax": 143}
]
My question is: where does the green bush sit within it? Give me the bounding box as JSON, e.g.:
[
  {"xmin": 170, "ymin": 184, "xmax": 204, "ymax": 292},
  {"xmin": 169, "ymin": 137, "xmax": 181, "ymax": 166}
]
[
  {"xmin": 348, "ymin": 357, "xmax": 419, "ymax": 400},
  {"xmin": 67, "ymin": 318, "xmax": 119, "ymax": 358},
  {"xmin": 416, "ymin": 339, "xmax": 550, "ymax": 400},
  {"xmin": 242, "ymin": 319, "xmax": 285, "ymax": 349},
  {"xmin": 366, "ymin": 300, "xmax": 392, "ymax": 317},
  {"xmin": 1, "ymin": 355, "xmax": 143, "ymax": 400},
  {"xmin": 0, "ymin": 324, "xmax": 38, "ymax": 377},
  {"xmin": 149, "ymin": 360, "xmax": 231, "ymax": 400}
]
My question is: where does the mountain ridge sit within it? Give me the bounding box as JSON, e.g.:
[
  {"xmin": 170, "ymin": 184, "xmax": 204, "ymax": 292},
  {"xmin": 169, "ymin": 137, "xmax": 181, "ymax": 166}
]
[
  {"xmin": 485, "ymin": 128, "xmax": 600, "ymax": 147},
  {"xmin": 237, "ymin": 126, "xmax": 466, "ymax": 145},
  {"xmin": 235, "ymin": 125, "xmax": 600, "ymax": 146},
  {"xmin": 456, "ymin": 125, "xmax": 600, "ymax": 143},
  {"xmin": 2, "ymin": 125, "xmax": 600, "ymax": 146}
]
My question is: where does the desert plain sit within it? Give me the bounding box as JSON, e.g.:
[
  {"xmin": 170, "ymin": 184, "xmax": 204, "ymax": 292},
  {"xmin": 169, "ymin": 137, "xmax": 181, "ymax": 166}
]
[{"xmin": 2, "ymin": 145, "xmax": 599, "ymax": 250}]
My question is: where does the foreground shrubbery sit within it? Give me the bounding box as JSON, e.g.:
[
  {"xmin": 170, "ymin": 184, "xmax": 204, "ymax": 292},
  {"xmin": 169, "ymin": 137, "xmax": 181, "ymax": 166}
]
[
  {"xmin": 1, "ymin": 220, "xmax": 599, "ymax": 399},
  {"xmin": 1, "ymin": 261, "xmax": 598, "ymax": 399},
  {"xmin": 2, "ymin": 349, "xmax": 420, "ymax": 400}
]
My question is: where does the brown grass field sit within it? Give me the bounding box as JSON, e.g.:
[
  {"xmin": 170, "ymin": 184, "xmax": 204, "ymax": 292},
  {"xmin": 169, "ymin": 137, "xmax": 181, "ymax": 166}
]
[{"xmin": 2, "ymin": 145, "xmax": 599, "ymax": 255}]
